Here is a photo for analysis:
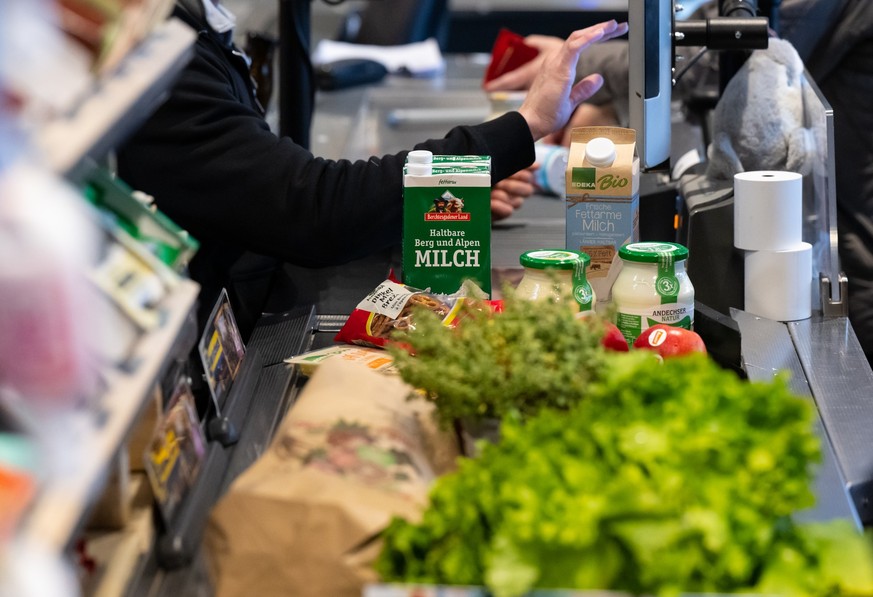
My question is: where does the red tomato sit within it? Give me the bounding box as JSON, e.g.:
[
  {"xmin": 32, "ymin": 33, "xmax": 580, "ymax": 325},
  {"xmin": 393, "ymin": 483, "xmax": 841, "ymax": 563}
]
[
  {"xmin": 633, "ymin": 324, "xmax": 706, "ymax": 357},
  {"xmin": 601, "ymin": 322, "xmax": 630, "ymax": 352}
]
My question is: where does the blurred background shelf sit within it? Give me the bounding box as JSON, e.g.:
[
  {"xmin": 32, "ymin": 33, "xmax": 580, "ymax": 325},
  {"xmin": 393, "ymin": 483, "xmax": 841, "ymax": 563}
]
[
  {"xmin": 34, "ymin": 17, "xmax": 196, "ymax": 183},
  {"xmin": 17, "ymin": 278, "xmax": 199, "ymax": 554}
]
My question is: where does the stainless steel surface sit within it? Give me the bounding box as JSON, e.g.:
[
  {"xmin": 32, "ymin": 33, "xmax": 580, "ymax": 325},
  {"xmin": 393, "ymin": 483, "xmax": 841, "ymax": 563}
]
[
  {"xmin": 312, "ymin": 55, "xmax": 492, "ymax": 161},
  {"xmin": 789, "ymin": 315, "xmax": 873, "ymax": 524},
  {"xmin": 491, "ymin": 200, "xmax": 566, "ymax": 269},
  {"xmin": 732, "ymin": 309, "xmax": 860, "ymax": 526},
  {"xmin": 344, "ymin": 86, "xmax": 490, "ymax": 160},
  {"xmin": 313, "ymin": 35, "xmax": 873, "ymax": 529},
  {"xmin": 451, "ymin": 0, "xmax": 628, "ymax": 10},
  {"xmin": 821, "ymin": 272, "xmax": 849, "ymax": 318}
]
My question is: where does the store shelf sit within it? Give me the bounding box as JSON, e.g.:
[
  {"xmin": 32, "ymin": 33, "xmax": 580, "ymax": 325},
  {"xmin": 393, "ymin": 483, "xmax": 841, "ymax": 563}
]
[
  {"xmin": 17, "ymin": 279, "xmax": 199, "ymax": 553},
  {"xmin": 35, "ymin": 17, "xmax": 196, "ymax": 182},
  {"xmin": 83, "ymin": 474, "xmax": 155, "ymax": 597},
  {"xmin": 1, "ymin": 11, "xmax": 203, "ymax": 596}
]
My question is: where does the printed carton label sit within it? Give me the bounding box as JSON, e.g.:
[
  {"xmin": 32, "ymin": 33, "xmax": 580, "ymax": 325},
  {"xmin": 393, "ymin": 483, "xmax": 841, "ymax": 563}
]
[
  {"xmin": 565, "ymin": 127, "xmax": 640, "ymax": 304},
  {"xmin": 403, "ymin": 172, "xmax": 491, "ymax": 295},
  {"xmin": 357, "ymin": 280, "xmax": 417, "ymax": 318},
  {"xmin": 566, "ymin": 197, "xmax": 639, "ymax": 277},
  {"xmin": 565, "ymin": 126, "xmax": 639, "ymax": 199},
  {"xmin": 569, "ymin": 167, "xmax": 597, "ymax": 191},
  {"xmin": 429, "ymin": 155, "xmax": 491, "ymax": 164}
]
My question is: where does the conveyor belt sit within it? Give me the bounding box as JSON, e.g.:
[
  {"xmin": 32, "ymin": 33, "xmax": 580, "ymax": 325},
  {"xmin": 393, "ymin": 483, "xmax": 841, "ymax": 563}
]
[
  {"xmin": 734, "ymin": 309, "xmax": 862, "ymax": 526},
  {"xmin": 790, "ymin": 315, "xmax": 873, "ymax": 524}
]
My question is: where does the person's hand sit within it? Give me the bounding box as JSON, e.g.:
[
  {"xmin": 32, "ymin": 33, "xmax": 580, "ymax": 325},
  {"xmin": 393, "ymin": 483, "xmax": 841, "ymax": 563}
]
[
  {"xmin": 490, "ymin": 167, "xmax": 535, "ymax": 221},
  {"xmin": 541, "ymin": 101, "xmax": 621, "ymax": 147},
  {"xmin": 483, "ymin": 35, "xmax": 564, "ymax": 92},
  {"xmin": 517, "ymin": 20, "xmax": 628, "ymax": 142}
]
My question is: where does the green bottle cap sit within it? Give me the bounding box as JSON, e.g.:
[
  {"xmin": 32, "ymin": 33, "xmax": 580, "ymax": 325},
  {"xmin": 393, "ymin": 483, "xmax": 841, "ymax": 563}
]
[
  {"xmin": 618, "ymin": 242, "xmax": 689, "ymax": 263},
  {"xmin": 520, "ymin": 249, "xmax": 591, "ymax": 270}
]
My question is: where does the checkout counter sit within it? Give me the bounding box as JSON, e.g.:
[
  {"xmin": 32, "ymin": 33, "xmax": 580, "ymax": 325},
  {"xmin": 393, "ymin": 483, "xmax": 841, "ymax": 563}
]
[
  {"xmin": 305, "ymin": 55, "xmax": 873, "ymax": 529},
  {"xmin": 131, "ymin": 40, "xmax": 873, "ymax": 597},
  {"xmin": 301, "ymin": 55, "xmax": 873, "ymax": 529}
]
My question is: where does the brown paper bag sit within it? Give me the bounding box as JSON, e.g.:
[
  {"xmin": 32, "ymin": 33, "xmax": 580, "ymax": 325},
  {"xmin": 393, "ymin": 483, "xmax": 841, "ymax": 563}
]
[{"xmin": 203, "ymin": 358, "xmax": 459, "ymax": 597}]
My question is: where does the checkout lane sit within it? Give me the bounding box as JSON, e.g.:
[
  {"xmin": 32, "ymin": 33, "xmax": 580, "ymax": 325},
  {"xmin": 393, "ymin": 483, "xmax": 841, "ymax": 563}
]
[
  {"xmin": 302, "ymin": 57, "xmax": 871, "ymax": 526},
  {"xmin": 136, "ymin": 41, "xmax": 873, "ymax": 596}
]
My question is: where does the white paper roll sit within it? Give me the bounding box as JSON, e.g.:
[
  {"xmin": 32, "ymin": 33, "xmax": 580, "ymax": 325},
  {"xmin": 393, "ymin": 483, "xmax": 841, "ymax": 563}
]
[
  {"xmin": 744, "ymin": 242, "xmax": 813, "ymax": 321},
  {"xmin": 734, "ymin": 171, "xmax": 802, "ymax": 251}
]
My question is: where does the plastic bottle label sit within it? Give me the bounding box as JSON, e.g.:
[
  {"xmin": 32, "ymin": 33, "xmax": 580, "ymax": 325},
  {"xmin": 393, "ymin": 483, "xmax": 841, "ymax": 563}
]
[
  {"xmin": 534, "ymin": 144, "xmax": 568, "ymax": 197},
  {"xmin": 655, "ymin": 253, "xmax": 680, "ymax": 304},
  {"xmin": 615, "ymin": 302, "xmax": 694, "ymax": 345},
  {"xmin": 571, "ymin": 260, "xmax": 594, "ymax": 311}
]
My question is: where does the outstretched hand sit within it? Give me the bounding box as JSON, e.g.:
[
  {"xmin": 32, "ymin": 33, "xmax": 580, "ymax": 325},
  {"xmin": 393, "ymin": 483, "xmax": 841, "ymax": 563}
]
[{"xmin": 516, "ymin": 20, "xmax": 628, "ymax": 141}]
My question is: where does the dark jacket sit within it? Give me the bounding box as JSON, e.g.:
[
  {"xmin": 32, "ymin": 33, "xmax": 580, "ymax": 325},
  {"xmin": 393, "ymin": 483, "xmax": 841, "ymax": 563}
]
[{"xmin": 117, "ymin": 0, "xmax": 534, "ymax": 338}]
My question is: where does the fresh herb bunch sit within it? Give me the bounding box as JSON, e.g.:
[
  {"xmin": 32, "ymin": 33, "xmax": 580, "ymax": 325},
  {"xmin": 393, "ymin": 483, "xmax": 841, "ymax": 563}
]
[
  {"xmin": 387, "ymin": 290, "xmax": 612, "ymax": 427},
  {"xmin": 376, "ymin": 353, "xmax": 873, "ymax": 597}
]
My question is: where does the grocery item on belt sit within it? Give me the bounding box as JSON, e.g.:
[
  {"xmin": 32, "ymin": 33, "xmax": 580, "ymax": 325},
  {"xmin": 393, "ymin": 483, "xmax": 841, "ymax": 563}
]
[
  {"xmin": 516, "ymin": 249, "xmax": 595, "ymax": 314},
  {"xmin": 533, "ymin": 142, "xmax": 569, "ymax": 197},
  {"xmin": 632, "ymin": 323, "xmax": 706, "ymax": 358},
  {"xmin": 334, "ymin": 278, "xmax": 494, "ymax": 349},
  {"xmin": 205, "ymin": 358, "xmax": 460, "ymax": 597},
  {"xmin": 565, "ymin": 127, "xmax": 640, "ymax": 309},
  {"xmin": 402, "ymin": 152, "xmax": 492, "ymax": 296},
  {"xmin": 612, "ymin": 241, "xmax": 695, "ymax": 347},
  {"xmin": 285, "ymin": 344, "xmax": 398, "ymax": 376}
]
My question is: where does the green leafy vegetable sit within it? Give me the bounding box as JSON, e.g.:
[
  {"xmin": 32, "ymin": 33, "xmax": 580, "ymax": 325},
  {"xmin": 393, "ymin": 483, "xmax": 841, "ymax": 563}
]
[
  {"xmin": 376, "ymin": 353, "xmax": 873, "ymax": 597},
  {"xmin": 756, "ymin": 519, "xmax": 873, "ymax": 596},
  {"xmin": 387, "ymin": 291, "xmax": 613, "ymax": 427}
]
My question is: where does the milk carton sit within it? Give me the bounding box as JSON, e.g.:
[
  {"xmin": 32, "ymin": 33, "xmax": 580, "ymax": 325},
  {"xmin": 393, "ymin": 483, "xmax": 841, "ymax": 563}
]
[
  {"xmin": 565, "ymin": 127, "xmax": 640, "ymax": 309},
  {"xmin": 407, "ymin": 150, "xmax": 491, "ymax": 167},
  {"xmin": 403, "ymin": 156, "xmax": 492, "ymax": 295}
]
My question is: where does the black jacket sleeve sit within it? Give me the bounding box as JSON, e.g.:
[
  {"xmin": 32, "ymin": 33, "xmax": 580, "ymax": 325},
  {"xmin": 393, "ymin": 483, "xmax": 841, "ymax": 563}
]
[{"xmin": 117, "ymin": 33, "xmax": 535, "ymax": 270}]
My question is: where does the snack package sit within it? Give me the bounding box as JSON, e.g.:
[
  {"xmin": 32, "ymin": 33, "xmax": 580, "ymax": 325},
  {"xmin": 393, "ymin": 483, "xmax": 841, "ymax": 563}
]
[
  {"xmin": 284, "ymin": 345, "xmax": 398, "ymax": 376},
  {"xmin": 335, "ymin": 280, "xmax": 454, "ymax": 348},
  {"xmin": 334, "ymin": 279, "xmax": 495, "ymax": 349}
]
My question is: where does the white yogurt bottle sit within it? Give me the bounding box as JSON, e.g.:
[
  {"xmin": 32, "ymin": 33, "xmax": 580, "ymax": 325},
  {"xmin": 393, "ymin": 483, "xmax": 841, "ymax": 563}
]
[
  {"xmin": 533, "ymin": 143, "xmax": 569, "ymax": 197},
  {"xmin": 516, "ymin": 249, "xmax": 595, "ymax": 315},
  {"xmin": 612, "ymin": 242, "xmax": 694, "ymax": 345}
]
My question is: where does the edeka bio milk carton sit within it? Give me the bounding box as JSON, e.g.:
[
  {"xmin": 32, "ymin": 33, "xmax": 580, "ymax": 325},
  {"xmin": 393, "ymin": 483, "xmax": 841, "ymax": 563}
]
[
  {"xmin": 403, "ymin": 159, "xmax": 492, "ymax": 296},
  {"xmin": 565, "ymin": 127, "xmax": 640, "ymax": 309}
]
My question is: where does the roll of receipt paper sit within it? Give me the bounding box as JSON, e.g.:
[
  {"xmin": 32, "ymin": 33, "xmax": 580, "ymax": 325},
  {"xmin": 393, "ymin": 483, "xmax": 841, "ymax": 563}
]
[
  {"xmin": 733, "ymin": 170, "xmax": 802, "ymax": 251},
  {"xmin": 744, "ymin": 242, "xmax": 812, "ymax": 321}
]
